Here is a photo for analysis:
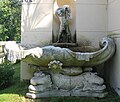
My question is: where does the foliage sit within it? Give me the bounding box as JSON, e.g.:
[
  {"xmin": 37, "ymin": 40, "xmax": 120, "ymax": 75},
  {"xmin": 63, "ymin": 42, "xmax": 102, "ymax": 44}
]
[
  {"xmin": 0, "ymin": 60, "xmax": 14, "ymax": 89},
  {"xmin": 0, "ymin": 0, "xmax": 21, "ymax": 41}
]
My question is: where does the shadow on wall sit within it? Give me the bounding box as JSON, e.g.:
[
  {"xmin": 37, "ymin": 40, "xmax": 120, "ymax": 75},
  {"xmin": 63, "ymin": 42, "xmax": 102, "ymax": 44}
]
[{"xmin": 21, "ymin": 3, "xmax": 52, "ymax": 32}]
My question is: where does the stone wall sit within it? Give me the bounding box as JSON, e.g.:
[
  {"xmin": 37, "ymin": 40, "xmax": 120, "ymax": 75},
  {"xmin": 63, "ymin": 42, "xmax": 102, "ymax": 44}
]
[{"xmin": 107, "ymin": 0, "xmax": 120, "ymax": 95}]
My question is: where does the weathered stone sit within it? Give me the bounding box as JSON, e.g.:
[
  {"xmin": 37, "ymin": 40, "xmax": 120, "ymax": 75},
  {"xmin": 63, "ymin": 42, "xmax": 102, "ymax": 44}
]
[
  {"xmin": 62, "ymin": 67, "xmax": 83, "ymax": 76},
  {"xmin": 83, "ymin": 67, "xmax": 93, "ymax": 72},
  {"xmin": 26, "ymin": 89, "xmax": 70, "ymax": 99},
  {"xmin": 5, "ymin": 37, "xmax": 115, "ymax": 67},
  {"xmin": 55, "ymin": 5, "xmax": 72, "ymax": 43},
  {"xmin": 34, "ymin": 72, "xmax": 45, "ymax": 77},
  {"xmin": 30, "ymin": 74, "xmax": 52, "ymax": 86},
  {"xmin": 28, "ymin": 84, "xmax": 51, "ymax": 92},
  {"xmin": 26, "ymin": 71, "xmax": 107, "ymax": 98},
  {"xmin": 26, "ymin": 89, "xmax": 107, "ymax": 98},
  {"xmin": 48, "ymin": 60, "xmax": 83, "ymax": 75},
  {"xmin": 69, "ymin": 46, "xmax": 100, "ymax": 52},
  {"xmin": 51, "ymin": 72, "xmax": 104, "ymax": 90},
  {"xmin": 82, "ymin": 84, "xmax": 106, "ymax": 91}
]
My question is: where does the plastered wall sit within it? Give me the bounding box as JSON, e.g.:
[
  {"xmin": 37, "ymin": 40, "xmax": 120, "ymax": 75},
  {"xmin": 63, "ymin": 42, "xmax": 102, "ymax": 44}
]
[
  {"xmin": 21, "ymin": 0, "xmax": 53, "ymax": 46},
  {"xmin": 107, "ymin": 0, "xmax": 120, "ymax": 95},
  {"xmin": 76, "ymin": 0, "xmax": 107, "ymax": 47}
]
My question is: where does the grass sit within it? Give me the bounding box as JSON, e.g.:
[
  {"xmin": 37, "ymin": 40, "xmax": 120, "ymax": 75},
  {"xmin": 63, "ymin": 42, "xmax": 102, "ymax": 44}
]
[
  {"xmin": 0, "ymin": 62, "xmax": 29, "ymax": 102},
  {"xmin": 0, "ymin": 62, "xmax": 120, "ymax": 102}
]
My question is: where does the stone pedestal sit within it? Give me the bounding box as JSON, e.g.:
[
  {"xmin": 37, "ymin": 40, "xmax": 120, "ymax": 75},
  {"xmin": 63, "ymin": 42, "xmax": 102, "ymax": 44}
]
[{"xmin": 26, "ymin": 70, "xmax": 107, "ymax": 99}]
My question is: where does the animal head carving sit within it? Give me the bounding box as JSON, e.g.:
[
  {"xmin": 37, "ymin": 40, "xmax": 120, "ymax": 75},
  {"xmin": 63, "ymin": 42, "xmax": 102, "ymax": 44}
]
[{"xmin": 83, "ymin": 72, "xmax": 104, "ymax": 85}]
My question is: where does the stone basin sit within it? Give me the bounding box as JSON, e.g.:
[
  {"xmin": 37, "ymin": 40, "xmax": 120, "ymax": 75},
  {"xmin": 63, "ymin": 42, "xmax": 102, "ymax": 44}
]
[{"xmin": 5, "ymin": 37, "xmax": 115, "ymax": 68}]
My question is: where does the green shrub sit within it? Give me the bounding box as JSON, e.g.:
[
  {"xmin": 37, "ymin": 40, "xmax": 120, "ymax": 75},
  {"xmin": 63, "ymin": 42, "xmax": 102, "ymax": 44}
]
[
  {"xmin": 0, "ymin": 0, "xmax": 21, "ymax": 41},
  {"xmin": 0, "ymin": 60, "xmax": 14, "ymax": 89}
]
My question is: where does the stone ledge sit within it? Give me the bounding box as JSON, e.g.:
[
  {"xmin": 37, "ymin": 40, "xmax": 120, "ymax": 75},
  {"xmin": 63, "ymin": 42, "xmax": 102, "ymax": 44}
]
[{"xmin": 26, "ymin": 89, "xmax": 107, "ymax": 99}]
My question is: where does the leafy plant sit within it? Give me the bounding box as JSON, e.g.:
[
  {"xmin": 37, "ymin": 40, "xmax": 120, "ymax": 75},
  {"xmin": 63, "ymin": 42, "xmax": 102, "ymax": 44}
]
[
  {"xmin": 0, "ymin": 60, "xmax": 15, "ymax": 89},
  {"xmin": 0, "ymin": 0, "xmax": 21, "ymax": 41}
]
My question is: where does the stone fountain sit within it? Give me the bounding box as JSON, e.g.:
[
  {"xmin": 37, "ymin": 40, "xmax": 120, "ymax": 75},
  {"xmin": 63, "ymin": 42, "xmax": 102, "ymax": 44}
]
[{"xmin": 5, "ymin": 5, "xmax": 115, "ymax": 99}]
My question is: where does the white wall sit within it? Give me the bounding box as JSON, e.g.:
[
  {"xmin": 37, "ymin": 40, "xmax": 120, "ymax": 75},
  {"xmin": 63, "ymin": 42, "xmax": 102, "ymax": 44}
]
[
  {"xmin": 21, "ymin": 0, "xmax": 53, "ymax": 46},
  {"xmin": 76, "ymin": 0, "xmax": 107, "ymax": 47},
  {"xmin": 108, "ymin": 0, "xmax": 120, "ymax": 95}
]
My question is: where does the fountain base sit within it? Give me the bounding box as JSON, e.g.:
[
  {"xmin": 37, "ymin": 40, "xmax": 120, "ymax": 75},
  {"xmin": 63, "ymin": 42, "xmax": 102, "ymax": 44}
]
[{"xmin": 26, "ymin": 68, "xmax": 107, "ymax": 99}]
